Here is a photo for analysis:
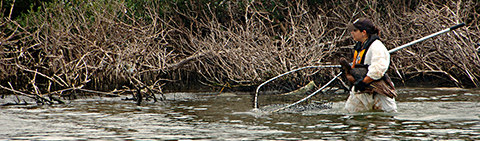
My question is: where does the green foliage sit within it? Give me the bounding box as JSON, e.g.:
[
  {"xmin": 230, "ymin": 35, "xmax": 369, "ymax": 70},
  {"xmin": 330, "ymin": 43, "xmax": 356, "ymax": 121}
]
[
  {"xmin": 6, "ymin": 0, "xmax": 305, "ymax": 29},
  {"xmin": 1, "ymin": 0, "xmax": 53, "ymax": 19}
]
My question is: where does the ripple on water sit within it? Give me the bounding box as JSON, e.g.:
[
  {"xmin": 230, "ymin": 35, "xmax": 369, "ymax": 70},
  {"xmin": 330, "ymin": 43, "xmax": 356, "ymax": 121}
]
[
  {"xmin": 329, "ymin": 125, "xmax": 349, "ymax": 130},
  {"xmin": 275, "ymin": 122, "xmax": 295, "ymax": 125},
  {"xmin": 193, "ymin": 108, "xmax": 208, "ymax": 111},
  {"xmin": 2, "ymin": 88, "xmax": 480, "ymax": 140}
]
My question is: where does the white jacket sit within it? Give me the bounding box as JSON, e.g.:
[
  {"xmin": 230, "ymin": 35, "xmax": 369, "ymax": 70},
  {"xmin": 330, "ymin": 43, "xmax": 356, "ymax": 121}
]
[{"xmin": 363, "ymin": 40, "xmax": 390, "ymax": 80}]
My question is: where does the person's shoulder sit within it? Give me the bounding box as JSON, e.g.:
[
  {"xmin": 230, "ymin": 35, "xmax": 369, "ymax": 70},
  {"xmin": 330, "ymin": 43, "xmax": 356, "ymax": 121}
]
[
  {"xmin": 372, "ymin": 40, "xmax": 385, "ymax": 45},
  {"xmin": 371, "ymin": 40, "xmax": 386, "ymax": 48},
  {"xmin": 370, "ymin": 40, "xmax": 388, "ymax": 52}
]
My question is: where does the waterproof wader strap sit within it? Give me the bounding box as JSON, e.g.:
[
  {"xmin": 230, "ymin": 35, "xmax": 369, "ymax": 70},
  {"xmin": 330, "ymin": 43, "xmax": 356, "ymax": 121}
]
[
  {"xmin": 352, "ymin": 35, "xmax": 380, "ymax": 68},
  {"xmin": 352, "ymin": 49, "xmax": 366, "ymax": 68}
]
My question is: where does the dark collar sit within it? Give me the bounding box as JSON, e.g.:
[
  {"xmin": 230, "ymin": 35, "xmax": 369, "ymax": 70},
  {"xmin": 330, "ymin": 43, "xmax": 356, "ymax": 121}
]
[{"xmin": 354, "ymin": 35, "xmax": 380, "ymax": 51}]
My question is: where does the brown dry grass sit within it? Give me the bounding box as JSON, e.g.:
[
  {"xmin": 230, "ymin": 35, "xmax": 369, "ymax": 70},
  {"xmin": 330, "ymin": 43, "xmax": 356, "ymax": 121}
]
[{"xmin": 0, "ymin": 0, "xmax": 478, "ymax": 104}]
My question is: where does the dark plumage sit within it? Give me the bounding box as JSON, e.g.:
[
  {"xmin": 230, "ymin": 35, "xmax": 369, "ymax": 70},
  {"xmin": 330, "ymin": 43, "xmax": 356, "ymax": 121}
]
[{"xmin": 340, "ymin": 58, "xmax": 397, "ymax": 98}]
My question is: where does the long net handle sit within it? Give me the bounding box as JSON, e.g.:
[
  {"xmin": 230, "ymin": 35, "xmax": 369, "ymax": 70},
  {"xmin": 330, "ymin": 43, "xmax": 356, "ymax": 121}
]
[
  {"xmin": 253, "ymin": 23, "xmax": 466, "ymax": 111},
  {"xmin": 253, "ymin": 65, "xmax": 341, "ymax": 109},
  {"xmin": 269, "ymin": 72, "xmax": 343, "ymax": 113}
]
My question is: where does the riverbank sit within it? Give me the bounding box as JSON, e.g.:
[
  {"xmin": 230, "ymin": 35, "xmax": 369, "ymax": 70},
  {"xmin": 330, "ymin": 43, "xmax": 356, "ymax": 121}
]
[{"xmin": 1, "ymin": 0, "xmax": 479, "ymax": 104}]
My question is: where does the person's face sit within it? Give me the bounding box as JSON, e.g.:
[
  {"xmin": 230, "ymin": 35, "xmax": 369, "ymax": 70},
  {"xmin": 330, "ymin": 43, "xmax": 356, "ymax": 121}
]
[{"xmin": 350, "ymin": 29, "xmax": 367, "ymax": 42}]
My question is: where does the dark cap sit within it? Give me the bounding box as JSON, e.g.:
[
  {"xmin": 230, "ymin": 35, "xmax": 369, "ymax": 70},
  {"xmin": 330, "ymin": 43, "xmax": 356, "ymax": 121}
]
[{"xmin": 347, "ymin": 18, "xmax": 375, "ymax": 33}]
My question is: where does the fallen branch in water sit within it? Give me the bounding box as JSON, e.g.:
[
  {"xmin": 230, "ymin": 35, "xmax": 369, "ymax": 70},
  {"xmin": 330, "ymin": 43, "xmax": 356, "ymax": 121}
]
[
  {"xmin": 0, "ymin": 83, "xmax": 54, "ymax": 105},
  {"xmin": 1, "ymin": 99, "xmax": 30, "ymax": 106},
  {"xmin": 0, "ymin": 84, "xmax": 37, "ymax": 99}
]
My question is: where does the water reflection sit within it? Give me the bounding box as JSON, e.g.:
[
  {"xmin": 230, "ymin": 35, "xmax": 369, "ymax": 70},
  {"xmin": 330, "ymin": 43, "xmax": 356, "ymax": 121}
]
[{"xmin": 0, "ymin": 88, "xmax": 479, "ymax": 140}]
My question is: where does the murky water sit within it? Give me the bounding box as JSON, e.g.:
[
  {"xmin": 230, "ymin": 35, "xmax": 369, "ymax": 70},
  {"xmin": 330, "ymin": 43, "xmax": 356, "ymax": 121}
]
[{"xmin": 1, "ymin": 88, "xmax": 479, "ymax": 140}]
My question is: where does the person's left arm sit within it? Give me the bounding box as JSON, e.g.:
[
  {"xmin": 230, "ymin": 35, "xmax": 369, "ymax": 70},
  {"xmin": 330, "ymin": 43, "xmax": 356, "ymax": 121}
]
[{"xmin": 363, "ymin": 41, "xmax": 390, "ymax": 83}]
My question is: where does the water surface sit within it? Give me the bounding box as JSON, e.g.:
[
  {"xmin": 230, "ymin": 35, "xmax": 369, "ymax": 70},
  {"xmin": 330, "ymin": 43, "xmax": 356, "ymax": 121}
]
[{"xmin": 1, "ymin": 88, "xmax": 479, "ymax": 140}]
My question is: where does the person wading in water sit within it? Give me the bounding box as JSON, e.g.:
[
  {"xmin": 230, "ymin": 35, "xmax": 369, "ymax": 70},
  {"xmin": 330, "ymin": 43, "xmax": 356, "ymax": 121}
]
[{"xmin": 341, "ymin": 18, "xmax": 397, "ymax": 112}]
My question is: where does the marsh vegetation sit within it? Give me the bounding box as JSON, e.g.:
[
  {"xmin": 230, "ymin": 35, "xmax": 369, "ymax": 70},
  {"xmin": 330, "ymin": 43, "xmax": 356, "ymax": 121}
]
[{"xmin": 1, "ymin": 0, "xmax": 479, "ymax": 104}]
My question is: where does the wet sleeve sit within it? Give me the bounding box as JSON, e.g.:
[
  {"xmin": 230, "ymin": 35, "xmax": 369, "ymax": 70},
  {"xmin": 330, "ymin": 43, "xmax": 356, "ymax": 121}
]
[{"xmin": 367, "ymin": 41, "xmax": 390, "ymax": 80}]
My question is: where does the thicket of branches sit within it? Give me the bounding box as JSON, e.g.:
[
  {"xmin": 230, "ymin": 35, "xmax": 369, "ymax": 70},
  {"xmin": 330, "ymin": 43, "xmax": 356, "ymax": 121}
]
[{"xmin": 0, "ymin": 0, "xmax": 479, "ymax": 104}]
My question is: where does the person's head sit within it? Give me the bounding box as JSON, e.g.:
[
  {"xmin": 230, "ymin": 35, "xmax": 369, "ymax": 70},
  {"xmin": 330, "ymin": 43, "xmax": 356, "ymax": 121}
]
[{"xmin": 347, "ymin": 18, "xmax": 379, "ymax": 43}]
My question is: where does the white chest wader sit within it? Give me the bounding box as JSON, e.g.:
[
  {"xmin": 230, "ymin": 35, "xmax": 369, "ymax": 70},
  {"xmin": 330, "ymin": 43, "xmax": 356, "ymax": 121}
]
[{"xmin": 341, "ymin": 51, "xmax": 397, "ymax": 113}]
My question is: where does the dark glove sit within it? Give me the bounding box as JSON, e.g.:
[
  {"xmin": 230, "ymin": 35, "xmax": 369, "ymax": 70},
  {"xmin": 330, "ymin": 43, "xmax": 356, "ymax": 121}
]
[{"xmin": 354, "ymin": 80, "xmax": 369, "ymax": 92}]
